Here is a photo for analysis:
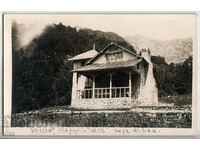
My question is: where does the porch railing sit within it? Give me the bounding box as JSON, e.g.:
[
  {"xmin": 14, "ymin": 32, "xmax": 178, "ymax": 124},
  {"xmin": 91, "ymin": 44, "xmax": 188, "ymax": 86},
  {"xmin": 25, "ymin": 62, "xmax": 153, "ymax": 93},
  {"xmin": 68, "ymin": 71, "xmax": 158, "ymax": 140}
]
[{"xmin": 77, "ymin": 87, "xmax": 131, "ymax": 99}]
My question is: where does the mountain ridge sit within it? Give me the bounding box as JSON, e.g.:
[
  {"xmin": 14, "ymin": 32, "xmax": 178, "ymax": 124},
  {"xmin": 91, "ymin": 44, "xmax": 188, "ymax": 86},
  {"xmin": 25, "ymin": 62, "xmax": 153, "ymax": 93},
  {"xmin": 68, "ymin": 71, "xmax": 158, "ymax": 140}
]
[{"xmin": 125, "ymin": 35, "xmax": 193, "ymax": 64}]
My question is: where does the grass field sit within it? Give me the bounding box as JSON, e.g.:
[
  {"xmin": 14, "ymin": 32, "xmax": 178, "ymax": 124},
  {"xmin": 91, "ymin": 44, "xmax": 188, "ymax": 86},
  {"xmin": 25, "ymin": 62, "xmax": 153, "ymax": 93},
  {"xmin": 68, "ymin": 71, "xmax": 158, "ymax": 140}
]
[{"xmin": 11, "ymin": 105, "xmax": 192, "ymax": 128}]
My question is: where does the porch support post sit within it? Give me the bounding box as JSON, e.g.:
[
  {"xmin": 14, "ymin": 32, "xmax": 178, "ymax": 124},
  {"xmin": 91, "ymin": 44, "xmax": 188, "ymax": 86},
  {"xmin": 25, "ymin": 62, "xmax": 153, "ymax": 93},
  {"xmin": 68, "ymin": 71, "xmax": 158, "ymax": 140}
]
[
  {"xmin": 129, "ymin": 72, "xmax": 132, "ymax": 98},
  {"xmin": 92, "ymin": 75, "xmax": 95, "ymax": 99},
  {"xmin": 110, "ymin": 73, "xmax": 112, "ymax": 98},
  {"xmin": 72, "ymin": 72, "xmax": 78, "ymax": 100}
]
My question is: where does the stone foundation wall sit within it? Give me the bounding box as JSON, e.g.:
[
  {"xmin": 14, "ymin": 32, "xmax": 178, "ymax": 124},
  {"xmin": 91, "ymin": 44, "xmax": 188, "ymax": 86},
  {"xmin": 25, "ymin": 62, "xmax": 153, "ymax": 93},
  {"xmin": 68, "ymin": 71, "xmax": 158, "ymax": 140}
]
[{"xmin": 71, "ymin": 98, "xmax": 141, "ymax": 109}]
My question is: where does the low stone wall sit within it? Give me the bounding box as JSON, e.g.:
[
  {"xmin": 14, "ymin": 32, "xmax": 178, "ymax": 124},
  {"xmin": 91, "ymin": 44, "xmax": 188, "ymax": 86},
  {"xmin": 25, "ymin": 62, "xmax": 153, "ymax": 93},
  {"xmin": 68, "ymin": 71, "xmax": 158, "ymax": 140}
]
[{"xmin": 71, "ymin": 98, "xmax": 140, "ymax": 109}]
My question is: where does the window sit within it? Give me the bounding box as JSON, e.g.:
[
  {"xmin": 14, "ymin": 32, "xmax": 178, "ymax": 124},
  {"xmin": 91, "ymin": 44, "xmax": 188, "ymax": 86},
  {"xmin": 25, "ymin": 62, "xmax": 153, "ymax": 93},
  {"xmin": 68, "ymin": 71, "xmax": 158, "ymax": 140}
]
[
  {"xmin": 106, "ymin": 52, "xmax": 123, "ymax": 62},
  {"xmin": 85, "ymin": 78, "xmax": 92, "ymax": 88}
]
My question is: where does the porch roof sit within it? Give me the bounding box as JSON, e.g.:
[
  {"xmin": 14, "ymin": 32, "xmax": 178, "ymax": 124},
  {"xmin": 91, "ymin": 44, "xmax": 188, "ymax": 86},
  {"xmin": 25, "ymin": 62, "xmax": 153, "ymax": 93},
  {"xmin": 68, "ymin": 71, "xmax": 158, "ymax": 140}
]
[{"xmin": 72, "ymin": 58, "xmax": 142, "ymax": 72}]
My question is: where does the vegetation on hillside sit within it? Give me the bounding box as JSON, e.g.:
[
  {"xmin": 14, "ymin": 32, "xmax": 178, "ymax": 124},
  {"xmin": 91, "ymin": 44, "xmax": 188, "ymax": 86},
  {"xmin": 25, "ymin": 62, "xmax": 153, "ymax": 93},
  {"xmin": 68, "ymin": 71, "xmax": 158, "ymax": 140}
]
[
  {"xmin": 151, "ymin": 55, "xmax": 192, "ymax": 96},
  {"xmin": 12, "ymin": 22, "xmax": 135, "ymax": 113}
]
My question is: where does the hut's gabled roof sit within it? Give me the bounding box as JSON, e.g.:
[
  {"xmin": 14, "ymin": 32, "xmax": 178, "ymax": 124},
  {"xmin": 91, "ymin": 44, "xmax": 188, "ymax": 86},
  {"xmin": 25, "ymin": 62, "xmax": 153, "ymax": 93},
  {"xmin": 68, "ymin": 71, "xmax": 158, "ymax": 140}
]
[{"xmin": 86, "ymin": 42, "xmax": 141, "ymax": 65}]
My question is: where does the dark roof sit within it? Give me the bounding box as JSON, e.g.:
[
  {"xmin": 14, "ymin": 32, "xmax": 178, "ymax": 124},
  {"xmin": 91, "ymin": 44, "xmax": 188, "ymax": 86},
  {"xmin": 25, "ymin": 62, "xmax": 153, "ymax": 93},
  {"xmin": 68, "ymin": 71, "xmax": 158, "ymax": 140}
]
[
  {"xmin": 68, "ymin": 49, "xmax": 98, "ymax": 61},
  {"xmin": 73, "ymin": 58, "xmax": 142, "ymax": 72}
]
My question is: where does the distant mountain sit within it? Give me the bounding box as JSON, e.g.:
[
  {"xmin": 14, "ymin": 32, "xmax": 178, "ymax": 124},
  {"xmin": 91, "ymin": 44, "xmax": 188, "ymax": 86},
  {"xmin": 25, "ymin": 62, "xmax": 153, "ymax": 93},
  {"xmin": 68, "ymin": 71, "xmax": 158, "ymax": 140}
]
[{"xmin": 125, "ymin": 35, "xmax": 193, "ymax": 64}]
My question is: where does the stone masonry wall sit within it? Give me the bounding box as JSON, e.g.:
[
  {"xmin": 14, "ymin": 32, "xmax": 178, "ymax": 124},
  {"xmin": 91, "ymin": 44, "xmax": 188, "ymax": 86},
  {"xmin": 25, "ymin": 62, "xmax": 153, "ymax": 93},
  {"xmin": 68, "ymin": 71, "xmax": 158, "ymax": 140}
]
[{"xmin": 71, "ymin": 98, "xmax": 140, "ymax": 109}]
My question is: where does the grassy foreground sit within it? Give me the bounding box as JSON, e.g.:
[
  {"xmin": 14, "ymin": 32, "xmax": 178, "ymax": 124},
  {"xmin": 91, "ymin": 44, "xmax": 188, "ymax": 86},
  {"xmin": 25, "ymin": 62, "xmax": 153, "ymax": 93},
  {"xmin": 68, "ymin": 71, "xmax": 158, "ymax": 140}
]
[{"xmin": 11, "ymin": 108, "xmax": 192, "ymax": 128}]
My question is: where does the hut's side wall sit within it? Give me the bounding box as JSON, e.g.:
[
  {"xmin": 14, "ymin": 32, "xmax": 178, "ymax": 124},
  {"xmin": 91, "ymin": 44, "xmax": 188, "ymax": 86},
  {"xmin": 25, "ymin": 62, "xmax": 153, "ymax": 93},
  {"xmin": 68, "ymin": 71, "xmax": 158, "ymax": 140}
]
[{"xmin": 71, "ymin": 61, "xmax": 87, "ymax": 104}]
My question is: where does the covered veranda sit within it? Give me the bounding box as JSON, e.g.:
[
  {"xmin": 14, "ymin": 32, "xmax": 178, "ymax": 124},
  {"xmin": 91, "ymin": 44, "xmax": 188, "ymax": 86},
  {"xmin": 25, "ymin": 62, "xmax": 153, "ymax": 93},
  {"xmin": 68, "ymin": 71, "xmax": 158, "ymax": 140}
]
[{"xmin": 72, "ymin": 59, "xmax": 142, "ymax": 100}]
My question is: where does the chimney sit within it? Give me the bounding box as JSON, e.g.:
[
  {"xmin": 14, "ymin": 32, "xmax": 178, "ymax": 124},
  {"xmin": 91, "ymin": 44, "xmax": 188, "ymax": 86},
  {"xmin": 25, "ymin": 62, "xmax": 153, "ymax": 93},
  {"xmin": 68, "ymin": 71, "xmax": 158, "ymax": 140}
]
[{"xmin": 140, "ymin": 48, "xmax": 151, "ymax": 63}]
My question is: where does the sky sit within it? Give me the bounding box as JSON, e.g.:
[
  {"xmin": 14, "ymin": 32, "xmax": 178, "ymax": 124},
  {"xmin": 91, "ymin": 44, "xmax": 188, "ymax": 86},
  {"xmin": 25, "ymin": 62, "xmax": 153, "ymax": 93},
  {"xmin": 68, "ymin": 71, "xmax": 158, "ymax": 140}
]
[{"xmin": 10, "ymin": 14, "xmax": 197, "ymax": 46}]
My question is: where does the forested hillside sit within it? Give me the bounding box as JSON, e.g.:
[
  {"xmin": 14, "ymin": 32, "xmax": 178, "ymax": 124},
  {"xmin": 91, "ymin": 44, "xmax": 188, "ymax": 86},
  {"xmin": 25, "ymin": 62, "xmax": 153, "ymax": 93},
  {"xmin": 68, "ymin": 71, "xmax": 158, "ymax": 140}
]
[
  {"xmin": 12, "ymin": 23, "xmax": 135, "ymax": 113},
  {"xmin": 151, "ymin": 56, "xmax": 192, "ymax": 97}
]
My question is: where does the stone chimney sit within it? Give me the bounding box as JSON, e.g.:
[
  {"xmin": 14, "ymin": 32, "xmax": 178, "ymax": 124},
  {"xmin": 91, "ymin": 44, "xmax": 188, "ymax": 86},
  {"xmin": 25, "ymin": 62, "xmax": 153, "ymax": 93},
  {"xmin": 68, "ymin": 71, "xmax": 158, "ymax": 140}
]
[
  {"xmin": 140, "ymin": 48, "xmax": 151, "ymax": 63},
  {"xmin": 138, "ymin": 48, "xmax": 158, "ymax": 105}
]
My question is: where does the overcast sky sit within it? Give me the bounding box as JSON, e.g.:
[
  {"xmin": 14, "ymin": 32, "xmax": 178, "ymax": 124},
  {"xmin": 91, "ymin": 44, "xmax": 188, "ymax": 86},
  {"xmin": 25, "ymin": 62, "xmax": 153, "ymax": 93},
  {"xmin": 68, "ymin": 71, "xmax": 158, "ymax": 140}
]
[{"xmin": 11, "ymin": 14, "xmax": 197, "ymax": 46}]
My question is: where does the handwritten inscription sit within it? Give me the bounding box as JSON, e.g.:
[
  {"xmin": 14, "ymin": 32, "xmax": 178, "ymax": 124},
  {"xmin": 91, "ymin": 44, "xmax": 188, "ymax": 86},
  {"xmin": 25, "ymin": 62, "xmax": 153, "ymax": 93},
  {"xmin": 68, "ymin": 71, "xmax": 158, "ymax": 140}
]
[{"xmin": 30, "ymin": 127, "xmax": 160, "ymax": 135}]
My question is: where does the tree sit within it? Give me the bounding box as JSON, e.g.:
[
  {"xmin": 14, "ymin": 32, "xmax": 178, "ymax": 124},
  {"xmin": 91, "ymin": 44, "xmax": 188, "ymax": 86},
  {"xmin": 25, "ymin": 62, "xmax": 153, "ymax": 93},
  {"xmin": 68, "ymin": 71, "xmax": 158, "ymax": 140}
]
[
  {"xmin": 152, "ymin": 55, "xmax": 192, "ymax": 97},
  {"xmin": 12, "ymin": 23, "xmax": 135, "ymax": 113}
]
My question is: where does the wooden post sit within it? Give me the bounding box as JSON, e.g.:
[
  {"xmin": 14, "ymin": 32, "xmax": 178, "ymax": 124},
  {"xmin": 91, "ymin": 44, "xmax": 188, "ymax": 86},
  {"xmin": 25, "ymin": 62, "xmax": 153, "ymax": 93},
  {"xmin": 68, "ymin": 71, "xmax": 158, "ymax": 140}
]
[
  {"xmin": 110, "ymin": 74, "xmax": 112, "ymax": 98},
  {"xmin": 72, "ymin": 72, "xmax": 78, "ymax": 100},
  {"xmin": 129, "ymin": 72, "xmax": 132, "ymax": 98},
  {"xmin": 119, "ymin": 87, "xmax": 121, "ymax": 98},
  {"xmin": 124, "ymin": 88, "xmax": 126, "ymax": 97},
  {"xmin": 92, "ymin": 75, "xmax": 95, "ymax": 99}
]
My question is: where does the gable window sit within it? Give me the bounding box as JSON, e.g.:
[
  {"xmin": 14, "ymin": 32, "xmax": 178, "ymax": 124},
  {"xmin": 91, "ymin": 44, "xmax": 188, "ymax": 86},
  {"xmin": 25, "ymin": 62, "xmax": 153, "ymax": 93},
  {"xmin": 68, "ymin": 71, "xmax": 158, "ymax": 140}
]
[{"xmin": 106, "ymin": 52, "xmax": 123, "ymax": 62}]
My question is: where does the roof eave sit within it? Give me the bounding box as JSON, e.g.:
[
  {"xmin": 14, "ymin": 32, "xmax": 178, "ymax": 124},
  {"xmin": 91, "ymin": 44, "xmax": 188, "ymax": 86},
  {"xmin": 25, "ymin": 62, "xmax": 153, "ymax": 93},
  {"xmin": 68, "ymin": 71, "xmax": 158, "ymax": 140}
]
[
  {"xmin": 73, "ymin": 59, "xmax": 142, "ymax": 73},
  {"xmin": 68, "ymin": 57, "xmax": 93, "ymax": 61}
]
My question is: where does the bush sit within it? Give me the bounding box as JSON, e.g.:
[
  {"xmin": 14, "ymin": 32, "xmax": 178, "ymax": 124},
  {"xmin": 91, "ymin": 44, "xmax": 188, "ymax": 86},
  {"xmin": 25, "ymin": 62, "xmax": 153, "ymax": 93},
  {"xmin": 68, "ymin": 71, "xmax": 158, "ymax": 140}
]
[
  {"xmin": 12, "ymin": 111, "xmax": 192, "ymax": 128},
  {"xmin": 158, "ymin": 94, "xmax": 192, "ymax": 106}
]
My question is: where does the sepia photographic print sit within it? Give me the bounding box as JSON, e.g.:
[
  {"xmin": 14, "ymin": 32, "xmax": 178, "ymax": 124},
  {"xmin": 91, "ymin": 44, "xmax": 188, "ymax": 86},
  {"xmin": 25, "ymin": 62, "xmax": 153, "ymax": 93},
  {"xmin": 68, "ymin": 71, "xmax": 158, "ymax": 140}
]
[{"xmin": 2, "ymin": 13, "xmax": 198, "ymax": 137}]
